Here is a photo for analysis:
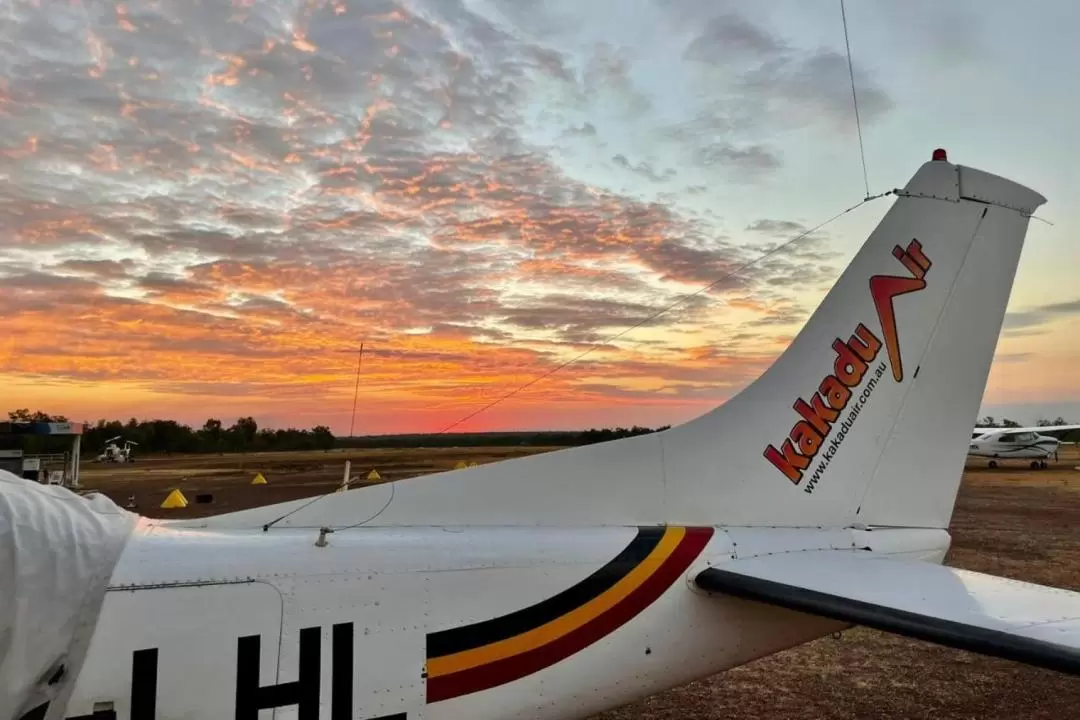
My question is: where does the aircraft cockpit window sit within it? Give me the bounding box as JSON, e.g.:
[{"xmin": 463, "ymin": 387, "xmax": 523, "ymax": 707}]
[{"xmin": 999, "ymin": 433, "xmax": 1017, "ymax": 443}]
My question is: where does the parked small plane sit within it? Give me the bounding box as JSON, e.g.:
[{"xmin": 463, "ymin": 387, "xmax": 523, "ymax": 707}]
[
  {"xmin": 93, "ymin": 436, "xmax": 138, "ymax": 464},
  {"xmin": 5, "ymin": 150, "xmax": 1080, "ymax": 720},
  {"xmin": 969, "ymin": 424, "xmax": 1080, "ymax": 468}
]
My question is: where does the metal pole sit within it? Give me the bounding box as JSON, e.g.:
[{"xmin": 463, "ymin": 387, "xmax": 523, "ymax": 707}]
[
  {"xmin": 71, "ymin": 434, "xmax": 81, "ymax": 489},
  {"xmin": 348, "ymin": 342, "xmax": 364, "ymax": 438}
]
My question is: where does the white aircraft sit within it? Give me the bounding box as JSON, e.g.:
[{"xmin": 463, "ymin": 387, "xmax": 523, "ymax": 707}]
[
  {"xmin": 968, "ymin": 424, "xmax": 1080, "ymax": 468},
  {"xmin": 6, "ymin": 150, "xmax": 1080, "ymax": 720},
  {"xmin": 94, "ymin": 437, "xmax": 138, "ymax": 464}
]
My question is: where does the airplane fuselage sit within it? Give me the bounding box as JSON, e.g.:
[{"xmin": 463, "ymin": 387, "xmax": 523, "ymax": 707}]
[
  {"xmin": 62, "ymin": 523, "xmax": 949, "ymax": 720},
  {"xmin": 968, "ymin": 434, "xmax": 1060, "ymax": 461}
]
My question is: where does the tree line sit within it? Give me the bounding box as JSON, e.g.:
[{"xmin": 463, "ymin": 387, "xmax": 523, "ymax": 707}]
[
  {"xmin": 978, "ymin": 416, "xmax": 1073, "ymax": 428},
  {"xmin": 5, "ymin": 409, "xmax": 334, "ymax": 455},
  {"xmin": 5, "ymin": 409, "xmax": 670, "ymax": 455},
  {"xmin": 337, "ymin": 425, "xmax": 671, "ymax": 449},
  {"xmin": 10, "ymin": 406, "xmax": 1076, "ymax": 455}
]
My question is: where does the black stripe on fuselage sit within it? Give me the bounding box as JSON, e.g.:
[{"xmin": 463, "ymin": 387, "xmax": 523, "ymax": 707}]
[
  {"xmin": 995, "ymin": 443, "xmax": 1052, "ymax": 455},
  {"xmin": 426, "ymin": 526, "xmax": 664, "ymax": 659}
]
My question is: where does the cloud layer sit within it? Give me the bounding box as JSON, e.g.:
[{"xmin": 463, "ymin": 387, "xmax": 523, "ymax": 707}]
[{"xmin": 1, "ymin": 0, "xmax": 898, "ymax": 430}]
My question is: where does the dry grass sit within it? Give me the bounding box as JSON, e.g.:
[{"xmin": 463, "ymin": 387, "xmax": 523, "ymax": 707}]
[{"xmin": 83, "ymin": 445, "xmax": 1080, "ymax": 717}]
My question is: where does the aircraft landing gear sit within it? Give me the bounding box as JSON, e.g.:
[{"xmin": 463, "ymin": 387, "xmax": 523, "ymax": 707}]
[
  {"xmin": 988, "ymin": 460, "xmax": 998, "ymax": 469},
  {"xmin": 1039, "ymin": 460, "xmax": 1048, "ymax": 469}
]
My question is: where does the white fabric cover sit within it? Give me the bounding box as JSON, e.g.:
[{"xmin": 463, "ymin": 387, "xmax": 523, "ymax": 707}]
[{"xmin": 0, "ymin": 470, "xmax": 136, "ymax": 719}]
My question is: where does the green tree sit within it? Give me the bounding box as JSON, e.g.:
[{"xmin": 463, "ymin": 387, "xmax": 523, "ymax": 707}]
[
  {"xmin": 7, "ymin": 409, "xmax": 68, "ymax": 422},
  {"xmin": 312, "ymin": 425, "xmax": 336, "ymax": 451},
  {"xmin": 201, "ymin": 418, "xmax": 223, "ymax": 454},
  {"xmin": 230, "ymin": 416, "xmax": 259, "ymax": 452}
]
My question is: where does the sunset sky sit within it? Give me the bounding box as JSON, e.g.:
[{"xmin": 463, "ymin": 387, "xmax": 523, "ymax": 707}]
[{"xmin": 3, "ymin": 0, "xmax": 1079, "ymax": 434}]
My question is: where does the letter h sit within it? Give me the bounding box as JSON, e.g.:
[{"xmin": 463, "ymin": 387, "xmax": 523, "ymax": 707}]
[{"xmin": 236, "ymin": 627, "xmax": 321, "ymax": 720}]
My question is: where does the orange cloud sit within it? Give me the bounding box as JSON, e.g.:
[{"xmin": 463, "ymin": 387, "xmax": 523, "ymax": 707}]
[{"xmin": 0, "ymin": 0, "xmax": 851, "ymax": 433}]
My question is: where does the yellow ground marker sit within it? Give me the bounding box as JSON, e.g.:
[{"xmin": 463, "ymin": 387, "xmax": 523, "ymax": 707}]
[
  {"xmin": 467, "ymin": 461, "xmax": 478, "ymax": 468},
  {"xmin": 160, "ymin": 489, "xmax": 188, "ymax": 509},
  {"xmin": 454, "ymin": 460, "xmax": 468, "ymax": 470},
  {"xmin": 367, "ymin": 469, "xmax": 381, "ymax": 481},
  {"xmin": 251, "ymin": 472, "xmax": 267, "ymax": 485}
]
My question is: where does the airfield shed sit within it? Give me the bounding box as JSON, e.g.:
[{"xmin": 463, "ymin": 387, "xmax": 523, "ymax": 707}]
[{"xmin": 0, "ymin": 421, "xmax": 85, "ymax": 488}]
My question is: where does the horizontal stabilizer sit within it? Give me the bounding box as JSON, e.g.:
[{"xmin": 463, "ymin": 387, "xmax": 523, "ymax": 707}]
[{"xmin": 694, "ymin": 551, "xmax": 1080, "ymax": 676}]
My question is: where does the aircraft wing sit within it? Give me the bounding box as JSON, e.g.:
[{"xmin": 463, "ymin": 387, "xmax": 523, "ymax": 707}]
[
  {"xmin": 694, "ymin": 551, "xmax": 1080, "ymax": 676},
  {"xmin": 975, "ymin": 424, "xmax": 1080, "ymax": 437},
  {"xmin": 1029, "ymin": 424, "xmax": 1080, "ymax": 438}
]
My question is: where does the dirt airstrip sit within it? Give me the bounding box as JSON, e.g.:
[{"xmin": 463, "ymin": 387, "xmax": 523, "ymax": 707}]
[
  {"xmin": 81, "ymin": 445, "xmax": 1080, "ymax": 719},
  {"xmin": 79, "ymin": 445, "xmax": 560, "ymax": 518}
]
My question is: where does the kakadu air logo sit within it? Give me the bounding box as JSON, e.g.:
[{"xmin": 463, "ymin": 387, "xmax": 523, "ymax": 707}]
[{"xmin": 764, "ymin": 239, "xmax": 932, "ymax": 486}]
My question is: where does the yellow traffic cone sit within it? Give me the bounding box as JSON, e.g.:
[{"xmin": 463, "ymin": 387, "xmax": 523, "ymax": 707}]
[
  {"xmin": 160, "ymin": 489, "xmax": 188, "ymax": 509},
  {"xmin": 454, "ymin": 460, "xmax": 467, "ymax": 470},
  {"xmin": 367, "ymin": 469, "xmax": 381, "ymax": 481},
  {"xmin": 251, "ymin": 472, "xmax": 267, "ymax": 485}
]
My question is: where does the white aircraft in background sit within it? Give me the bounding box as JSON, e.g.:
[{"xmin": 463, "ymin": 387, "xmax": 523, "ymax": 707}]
[
  {"xmin": 969, "ymin": 424, "xmax": 1080, "ymax": 468},
  {"xmin": 6, "ymin": 150, "xmax": 1080, "ymax": 720},
  {"xmin": 94, "ymin": 436, "xmax": 138, "ymax": 464}
]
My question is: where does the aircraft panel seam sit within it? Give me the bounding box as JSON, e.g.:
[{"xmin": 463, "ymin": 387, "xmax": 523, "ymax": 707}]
[{"xmin": 852, "ymin": 205, "xmax": 988, "ymax": 517}]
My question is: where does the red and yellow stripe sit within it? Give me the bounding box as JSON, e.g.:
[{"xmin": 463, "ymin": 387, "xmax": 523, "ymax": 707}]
[{"xmin": 426, "ymin": 525, "xmax": 714, "ymax": 703}]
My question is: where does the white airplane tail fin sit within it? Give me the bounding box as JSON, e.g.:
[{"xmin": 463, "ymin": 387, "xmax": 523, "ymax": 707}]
[
  {"xmin": 190, "ymin": 151, "xmax": 1045, "ymax": 531},
  {"xmin": 659, "ymin": 150, "xmax": 1046, "ymax": 529}
]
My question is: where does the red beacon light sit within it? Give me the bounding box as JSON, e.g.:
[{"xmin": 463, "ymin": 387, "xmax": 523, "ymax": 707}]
[{"xmin": 932, "ymin": 148, "xmax": 948, "ymax": 161}]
